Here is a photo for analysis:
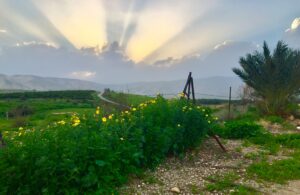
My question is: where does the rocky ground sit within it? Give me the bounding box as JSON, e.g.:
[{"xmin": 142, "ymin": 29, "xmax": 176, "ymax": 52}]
[{"xmin": 119, "ymin": 120, "xmax": 300, "ymax": 195}]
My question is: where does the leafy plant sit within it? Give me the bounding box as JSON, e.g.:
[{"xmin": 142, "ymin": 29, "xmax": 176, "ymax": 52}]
[
  {"xmin": 215, "ymin": 120, "xmax": 264, "ymax": 139},
  {"xmin": 0, "ymin": 97, "xmax": 213, "ymax": 194},
  {"xmin": 233, "ymin": 41, "xmax": 300, "ymax": 115}
]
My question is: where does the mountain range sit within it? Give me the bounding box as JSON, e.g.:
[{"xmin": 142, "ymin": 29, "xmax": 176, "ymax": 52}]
[{"xmin": 0, "ymin": 74, "xmax": 243, "ymax": 99}]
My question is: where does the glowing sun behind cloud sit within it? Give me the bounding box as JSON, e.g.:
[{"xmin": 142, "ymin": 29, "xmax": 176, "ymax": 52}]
[{"xmin": 33, "ymin": 0, "xmax": 107, "ymax": 48}]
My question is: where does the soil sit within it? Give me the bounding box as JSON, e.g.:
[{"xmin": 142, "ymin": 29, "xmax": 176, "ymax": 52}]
[{"xmin": 119, "ymin": 123, "xmax": 300, "ymax": 194}]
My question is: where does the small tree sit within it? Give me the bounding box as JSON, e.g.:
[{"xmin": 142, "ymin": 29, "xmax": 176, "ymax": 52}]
[{"xmin": 233, "ymin": 41, "xmax": 300, "ymax": 115}]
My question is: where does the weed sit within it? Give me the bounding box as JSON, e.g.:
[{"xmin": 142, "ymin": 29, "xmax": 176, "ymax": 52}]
[
  {"xmin": 247, "ymin": 157, "xmax": 300, "ymax": 184},
  {"xmin": 187, "ymin": 184, "xmax": 202, "ymax": 194},
  {"xmin": 205, "ymin": 172, "xmax": 258, "ymax": 194}
]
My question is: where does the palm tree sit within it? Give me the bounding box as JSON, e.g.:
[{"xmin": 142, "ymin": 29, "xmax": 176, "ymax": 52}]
[{"xmin": 233, "ymin": 41, "xmax": 300, "ymax": 115}]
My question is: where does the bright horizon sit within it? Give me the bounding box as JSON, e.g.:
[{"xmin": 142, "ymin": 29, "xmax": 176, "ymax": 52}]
[{"xmin": 0, "ymin": 0, "xmax": 300, "ymax": 84}]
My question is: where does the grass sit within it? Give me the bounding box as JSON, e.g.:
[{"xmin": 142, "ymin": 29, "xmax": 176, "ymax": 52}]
[
  {"xmin": 0, "ymin": 90, "xmax": 153, "ymax": 131},
  {"xmin": 187, "ymin": 184, "xmax": 202, "ymax": 194},
  {"xmin": 205, "ymin": 172, "xmax": 258, "ymax": 194},
  {"xmin": 103, "ymin": 90, "xmax": 152, "ymax": 106},
  {"xmin": 247, "ymin": 157, "xmax": 300, "ymax": 184},
  {"xmin": 140, "ymin": 174, "xmax": 164, "ymax": 185}
]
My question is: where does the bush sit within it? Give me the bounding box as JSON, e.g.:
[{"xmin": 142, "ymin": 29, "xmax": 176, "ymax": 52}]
[
  {"xmin": 0, "ymin": 96, "xmax": 213, "ymax": 194},
  {"xmin": 264, "ymin": 115, "xmax": 284, "ymax": 124},
  {"xmin": 215, "ymin": 120, "xmax": 264, "ymax": 139},
  {"xmin": 235, "ymin": 106, "xmax": 261, "ymax": 121},
  {"xmin": 8, "ymin": 105, "xmax": 34, "ymax": 118}
]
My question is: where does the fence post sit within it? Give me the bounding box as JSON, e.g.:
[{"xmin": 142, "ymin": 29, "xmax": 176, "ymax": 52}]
[{"xmin": 228, "ymin": 86, "xmax": 232, "ymax": 120}]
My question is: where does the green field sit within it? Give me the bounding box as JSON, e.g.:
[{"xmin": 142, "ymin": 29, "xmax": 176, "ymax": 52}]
[
  {"xmin": 0, "ymin": 90, "xmax": 152, "ymax": 131},
  {"xmin": 1, "ymin": 90, "xmax": 300, "ymax": 194}
]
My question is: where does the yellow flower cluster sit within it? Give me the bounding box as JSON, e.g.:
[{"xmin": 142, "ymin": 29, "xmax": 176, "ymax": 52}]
[
  {"xmin": 71, "ymin": 115, "xmax": 80, "ymax": 127},
  {"xmin": 57, "ymin": 120, "xmax": 66, "ymax": 125},
  {"xmin": 95, "ymin": 106, "xmax": 101, "ymax": 115},
  {"xmin": 178, "ymin": 92, "xmax": 185, "ymax": 98}
]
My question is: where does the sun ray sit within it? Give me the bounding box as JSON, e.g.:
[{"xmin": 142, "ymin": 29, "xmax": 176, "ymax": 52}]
[
  {"xmin": 34, "ymin": 0, "xmax": 107, "ymax": 49},
  {"xmin": 119, "ymin": 0, "xmax": 135, "ymax": 47}
]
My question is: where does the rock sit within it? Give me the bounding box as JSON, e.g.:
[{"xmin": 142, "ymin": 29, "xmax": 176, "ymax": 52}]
[
  {"xmin": 170, "ymin": 187, "xmax": 180, "ymax": 193},
  {"xmin": 289, "ymin": 115, "xmax": 295, "ymax": 121}
]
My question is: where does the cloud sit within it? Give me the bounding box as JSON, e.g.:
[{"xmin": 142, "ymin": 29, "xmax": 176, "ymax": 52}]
[
  {"xmin": 286, "ymin": 17, "xmax": 300, "ymax": 32},
  {"xmin": 0, "ymin": 39, "xmax": 261, "ymax": 84},
  {"xmin": 283, "ymin": 17, "xmax": 300, "ymax": 49},
  {"xmin": 70, "ymin": 71, "xmax": 96, "ymax": 79},
  {"xmin": 0, "ymin": 29, "xmax": 7, "ymax": 33},
  {"xmin": 126, "ymin": 0, "xmax": 217, "ymax": 63},
  {"xmin": 0, "ymin": 0, "xmax": 74, "ymax": 49},
  {"xmin": 150, "ymin": 41, "xmax": 259, "ymax": 80}
]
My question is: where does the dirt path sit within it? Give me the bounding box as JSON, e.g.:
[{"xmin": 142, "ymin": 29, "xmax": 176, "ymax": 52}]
[
  {"xmin": 98, "ymin": 92, "xmax": 130, "ymax": 108},
  {"xmin": 120, "ymin": 136, "xmax": 300, "ymax": 194},
  {"xmin": 120, "ymin": 138, "xmax": 256, "ymax": 194}
]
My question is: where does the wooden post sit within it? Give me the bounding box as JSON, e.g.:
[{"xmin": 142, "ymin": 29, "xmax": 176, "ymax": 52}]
[
  {"xmin": 183, "ymin": 72, "xmax": 192, "ymax": 96},
  {"xmin": 182, "ymin": 72, "xmax": 226, "ymax": 152},
  {"xmin": 228, "ymin": 86, "xmax": 232, "ymax": 120},
  {"xmin": 187, "ymin": 80, "xmax": 191, "ymax": 100},
  {"xmin": 191, "ymin": 78, "xmax": 195, "ymax": 104}
]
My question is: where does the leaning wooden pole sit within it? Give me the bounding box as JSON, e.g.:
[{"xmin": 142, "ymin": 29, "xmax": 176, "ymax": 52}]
[{"xmin": 182, "ymin": 72, "xmax": 226, "ymax": 152}]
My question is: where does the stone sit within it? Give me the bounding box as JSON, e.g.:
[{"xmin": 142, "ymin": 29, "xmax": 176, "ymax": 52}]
[
  {"xmin": 170, "ymin": 187, "xmax": 180, "ymax": 193},
  {"xmin": 289, "ymin": 115, "xmax": 295, "ymax": 121}
]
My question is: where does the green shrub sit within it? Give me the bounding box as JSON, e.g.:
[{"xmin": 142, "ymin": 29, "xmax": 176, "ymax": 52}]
[
  {"xmin": 235, "ymin": 106, "xmax": 261, "ymax": 121},
  {"xmin": 216, "ymin": 120, "xmax": 264, "ymax": 139},
  {"xmin": 0, "ymin": 97, "xmax": 213, "ymax": 194},
  {"xmin": 264, "ymin": 115, "xmax": 284, "ymax": 124}
]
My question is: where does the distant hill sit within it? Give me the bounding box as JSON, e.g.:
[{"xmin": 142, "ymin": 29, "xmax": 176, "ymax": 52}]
[
  {"xmin": 0, "ymin": 74, "xmax": 243, "ymax": 99},
  {"xmin": 109, "ymin": 76, "xmax": 243, "ymax": 99},
  {"xmin": 0, "ymin": 74, "xmax": 105, "ymax": 91}
]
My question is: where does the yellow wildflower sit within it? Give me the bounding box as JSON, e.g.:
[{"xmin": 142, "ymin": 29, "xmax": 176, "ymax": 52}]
[
  {"xmin": 132, "ymin": 107, "xmax": 137, "ymax": 111},
  {"xmin": 102, "ymin": 117, "xmax": 107, "ymax": 123},
  {"xmin": 108, "ymin": 115, "xmax": 113, "ymax": 120},
  {"xmin": 71, "ymin": 115, "xmax": 80, "ymax": 126},
  {"xmin": 57, "ymin": 120, "xmax": 66, "ymax": 125},
  {"xmin": 178, "ymin": 92, "xmax": 185, "ymax": 97},
  {"xmin": 19, "ymin": 127, "xmax": 23, "ymax": 131}
]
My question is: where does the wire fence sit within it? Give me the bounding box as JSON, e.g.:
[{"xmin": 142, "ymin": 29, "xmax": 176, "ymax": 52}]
[{"xmin": 143, "ymin": 92, "xmax": 240, "ymax": 100}]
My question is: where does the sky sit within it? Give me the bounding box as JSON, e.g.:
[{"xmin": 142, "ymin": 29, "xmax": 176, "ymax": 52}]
[{"xmin": 0, "ymin": 0, "xmax": 300, "ymax": 84}]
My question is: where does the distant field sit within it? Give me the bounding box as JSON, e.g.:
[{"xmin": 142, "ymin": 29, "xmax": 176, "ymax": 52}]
[
  {"xmin": 0, "ymin": 90, "xmax": 156, "ymax": 131},
  {"xmin": 0, "ymin": 89, "xmax": 250, "ymax": 131},
  {"xmin": 0, "ymin": 90, "xmax": 99, "ymax": 131},
  {"xmin": 103, "ymin": 90, "xmax": 153, "ymax": 106}
]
